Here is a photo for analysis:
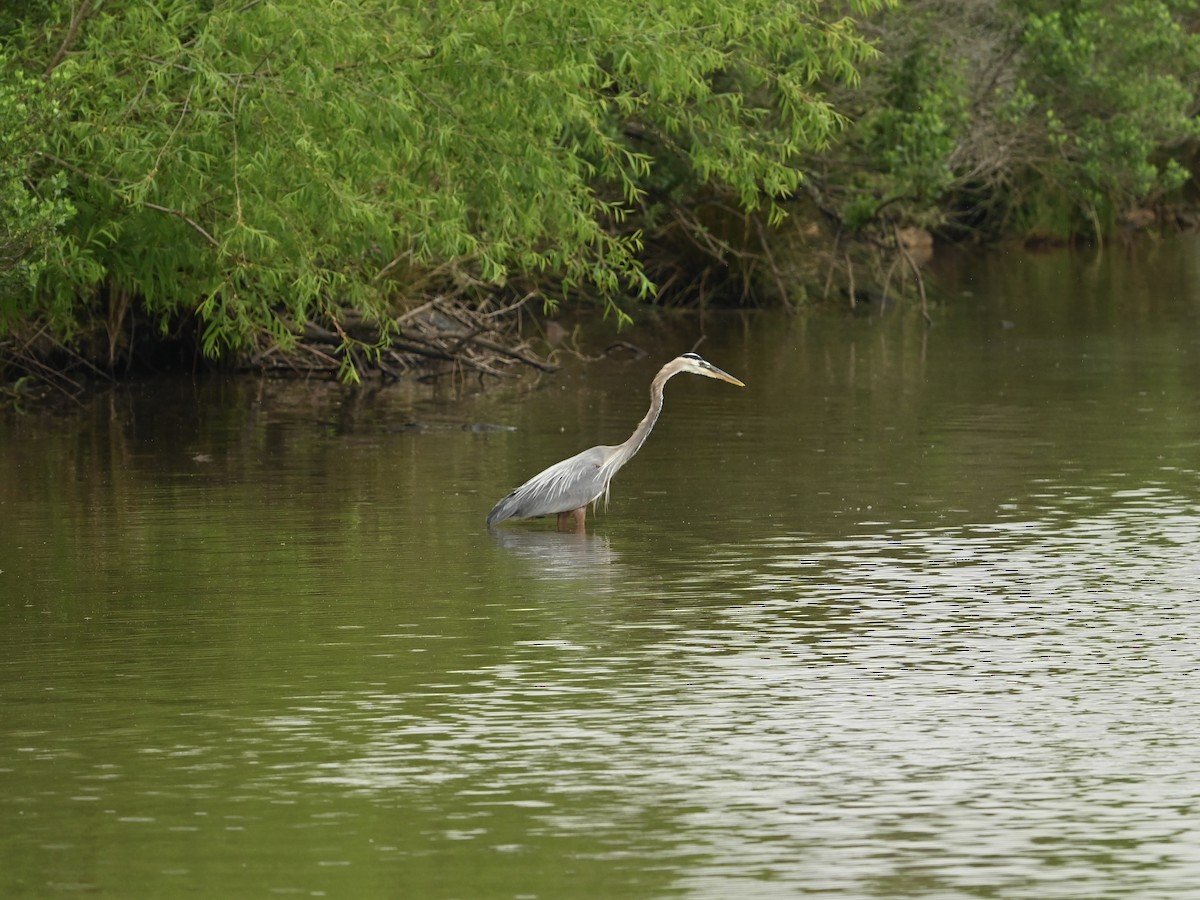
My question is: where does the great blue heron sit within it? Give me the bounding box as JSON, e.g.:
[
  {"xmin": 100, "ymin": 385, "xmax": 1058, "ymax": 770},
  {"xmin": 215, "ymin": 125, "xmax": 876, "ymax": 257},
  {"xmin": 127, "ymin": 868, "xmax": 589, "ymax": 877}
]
[{"xmin": 486, "ymin": 352, "xmax": 745, "ymax": 530}]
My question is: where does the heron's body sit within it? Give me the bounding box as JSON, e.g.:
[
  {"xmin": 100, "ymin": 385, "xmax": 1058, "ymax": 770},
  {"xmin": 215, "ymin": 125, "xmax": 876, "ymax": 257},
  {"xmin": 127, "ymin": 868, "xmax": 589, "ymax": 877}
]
[
  {"xmin": 486, "ymin": 445, "xmax": 614, "ymax": 528},
  {"xmin": 486, "ymin": 353, "xmax": 744, "ymax": 530}
]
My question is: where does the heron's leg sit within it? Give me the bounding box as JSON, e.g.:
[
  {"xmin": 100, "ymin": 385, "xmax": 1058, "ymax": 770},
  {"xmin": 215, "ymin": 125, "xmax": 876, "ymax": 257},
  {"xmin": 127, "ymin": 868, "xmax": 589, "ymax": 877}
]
[{"xmin": 557, "ymin": 506, "xmax": 587, "ymax": 532}]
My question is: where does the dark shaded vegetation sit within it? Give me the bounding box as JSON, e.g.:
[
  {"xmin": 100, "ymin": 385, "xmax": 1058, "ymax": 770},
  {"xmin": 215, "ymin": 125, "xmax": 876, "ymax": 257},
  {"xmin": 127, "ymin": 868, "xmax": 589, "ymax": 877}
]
[{"xmin": 3, "ymin": 0, "xmax": 1200, "ymax": 389}]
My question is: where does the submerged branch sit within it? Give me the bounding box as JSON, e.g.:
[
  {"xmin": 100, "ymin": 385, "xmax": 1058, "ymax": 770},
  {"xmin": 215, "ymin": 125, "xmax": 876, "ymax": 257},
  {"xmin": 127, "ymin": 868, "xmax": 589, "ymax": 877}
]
[{"xmin": 253, "ymin": 297, "xmax": 558, "ymax": 382}]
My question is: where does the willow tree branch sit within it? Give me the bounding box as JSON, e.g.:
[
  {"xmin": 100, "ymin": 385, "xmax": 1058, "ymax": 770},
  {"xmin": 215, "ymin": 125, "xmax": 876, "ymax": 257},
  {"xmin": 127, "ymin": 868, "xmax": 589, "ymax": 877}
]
[
  {"xmin": 142, "ymin": 203, "xmax": 220, "ymax": 248},
  {"xmin": 44, "ymin": 0, "xmax": 95, "ymax": 77}
]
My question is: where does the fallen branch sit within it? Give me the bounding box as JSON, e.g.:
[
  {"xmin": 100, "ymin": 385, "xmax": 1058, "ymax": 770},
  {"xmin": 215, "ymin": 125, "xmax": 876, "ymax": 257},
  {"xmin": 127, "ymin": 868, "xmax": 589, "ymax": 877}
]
[{"xmin": 893, "ymin": 223, "xmax": 931, "ymax": 325}]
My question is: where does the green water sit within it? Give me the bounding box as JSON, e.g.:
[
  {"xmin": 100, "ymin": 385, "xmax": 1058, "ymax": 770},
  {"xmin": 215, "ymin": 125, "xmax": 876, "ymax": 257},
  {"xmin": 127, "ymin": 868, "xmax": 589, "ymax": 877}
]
[{"xmin": 3, "ymin": 240, "xmax": 1200, "ymax": 898}]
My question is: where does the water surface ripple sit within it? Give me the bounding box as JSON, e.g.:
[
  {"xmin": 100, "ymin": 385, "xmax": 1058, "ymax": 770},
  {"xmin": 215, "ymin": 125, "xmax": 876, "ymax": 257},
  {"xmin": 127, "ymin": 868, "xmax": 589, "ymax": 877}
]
[
  {"xmin": 4, "ymin": 242, "xmax": 1200, "ymax": 898},
  {"xmin": 239, "ymin": 475, "xmax": 1200, "ymax": 900}
]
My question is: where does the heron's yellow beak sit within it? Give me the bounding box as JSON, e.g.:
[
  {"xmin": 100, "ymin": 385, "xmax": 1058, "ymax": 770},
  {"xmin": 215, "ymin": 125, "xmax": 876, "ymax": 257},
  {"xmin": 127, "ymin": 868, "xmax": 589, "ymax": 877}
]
[{"xmin": 706, "ymin": 365, "xmax": 745, "ymax": 387}]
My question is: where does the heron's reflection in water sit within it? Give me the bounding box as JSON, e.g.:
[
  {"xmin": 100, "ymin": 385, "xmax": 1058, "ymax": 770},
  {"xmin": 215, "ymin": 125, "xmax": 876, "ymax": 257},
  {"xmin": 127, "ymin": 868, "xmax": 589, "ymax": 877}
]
[{"xmin": 489, "ymin": 527, "xmax": 620, "ymax": 580}]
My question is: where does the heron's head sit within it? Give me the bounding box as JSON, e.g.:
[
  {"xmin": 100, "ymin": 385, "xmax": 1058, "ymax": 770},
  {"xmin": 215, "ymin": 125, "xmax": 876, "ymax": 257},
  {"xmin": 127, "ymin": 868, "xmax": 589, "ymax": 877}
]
[{"xmin": 675, "ymin": 352, "xmax": 745, "ymax": 387}]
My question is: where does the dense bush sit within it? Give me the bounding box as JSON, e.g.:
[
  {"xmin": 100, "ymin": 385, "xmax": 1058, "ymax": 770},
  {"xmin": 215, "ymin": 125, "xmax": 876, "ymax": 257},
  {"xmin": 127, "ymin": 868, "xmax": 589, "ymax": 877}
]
[
  {"xmin": 1, "ymin": 0, "xmax": 887, "ymax": 375},
  {"xmin": 819, "ymin": 0, "xmax": 1200, "ymax": 241},
  {"xmin": 0, "ymin": 56, "xmax": 72, "ymax": 309},
  {"xmin": 3, "ymin": 0, "xmax": 1200, "ymax": 381}
]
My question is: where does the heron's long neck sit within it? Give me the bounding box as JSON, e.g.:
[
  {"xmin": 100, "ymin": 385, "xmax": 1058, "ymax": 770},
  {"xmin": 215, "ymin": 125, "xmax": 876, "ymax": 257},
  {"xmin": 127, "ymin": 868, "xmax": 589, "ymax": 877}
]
[{"xmin": 606, "ymin": 370, "xmax": 670, "ymax": 473}]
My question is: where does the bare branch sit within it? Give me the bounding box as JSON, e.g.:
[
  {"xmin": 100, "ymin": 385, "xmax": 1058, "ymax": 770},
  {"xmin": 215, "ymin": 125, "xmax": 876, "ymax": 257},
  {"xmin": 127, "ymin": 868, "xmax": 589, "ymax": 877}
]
[{"xmin": 142, "ymin": 202, "xmax": 220, "ymax": 248}]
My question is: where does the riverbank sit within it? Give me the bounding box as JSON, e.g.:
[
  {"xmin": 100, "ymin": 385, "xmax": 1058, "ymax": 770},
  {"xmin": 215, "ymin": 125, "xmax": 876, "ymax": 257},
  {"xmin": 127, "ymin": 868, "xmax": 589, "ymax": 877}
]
[{"xmin": 4, "ymin": 215, "xmax": 1191, "ymax": 406}]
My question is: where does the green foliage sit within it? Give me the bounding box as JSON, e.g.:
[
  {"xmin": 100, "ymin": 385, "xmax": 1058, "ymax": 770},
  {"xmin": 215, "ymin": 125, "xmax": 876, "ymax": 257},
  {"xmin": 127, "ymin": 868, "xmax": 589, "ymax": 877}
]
[
  {"xmin": 817, "ymin": 0, "xmax": 1200, "ymax": 241},
  {"xmin": 1012, "ymin": 0, "xmax": 1200, "ymax": 234},
  {"xmin": 0, "ymin": 57, "xmax": 73, "ymax": 320},
  {"xmin": 2, "ymin": 0, "xmax": 890, "ymax": 370},
  {"xmin": 839, "ymin": 32, "xmax": 969, "ymax": 231}
]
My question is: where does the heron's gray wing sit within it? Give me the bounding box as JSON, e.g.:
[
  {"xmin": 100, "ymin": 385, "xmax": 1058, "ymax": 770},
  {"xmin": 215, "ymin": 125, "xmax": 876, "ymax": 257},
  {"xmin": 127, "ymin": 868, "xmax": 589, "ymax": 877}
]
[{"xmin": 487, "ymin": 445, "xmax": 611, "ymax": 525}]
